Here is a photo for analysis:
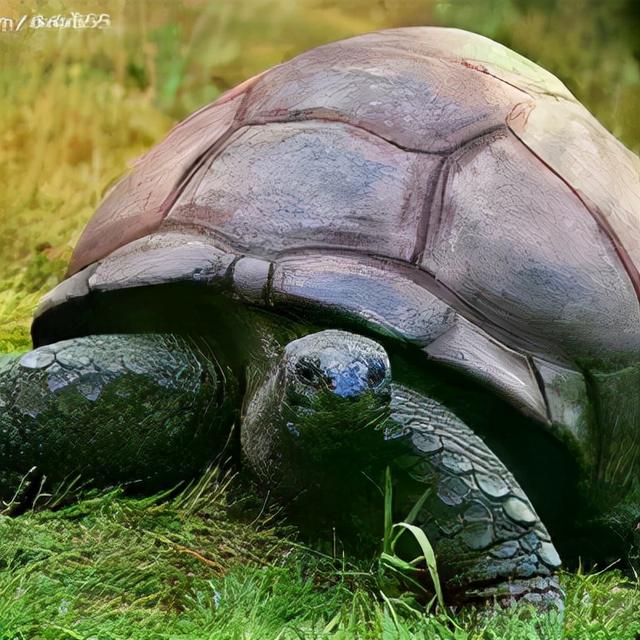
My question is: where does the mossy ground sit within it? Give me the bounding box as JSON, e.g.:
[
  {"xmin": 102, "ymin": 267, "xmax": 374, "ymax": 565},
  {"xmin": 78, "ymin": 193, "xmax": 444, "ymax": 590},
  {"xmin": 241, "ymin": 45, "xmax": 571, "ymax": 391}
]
[{"xmin": 1, "ymin": 1, "xmax": 639, "ymax": 637}]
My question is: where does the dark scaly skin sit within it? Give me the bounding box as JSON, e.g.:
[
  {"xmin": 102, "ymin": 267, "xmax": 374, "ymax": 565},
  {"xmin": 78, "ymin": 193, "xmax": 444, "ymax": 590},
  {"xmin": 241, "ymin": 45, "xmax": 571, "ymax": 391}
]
[
  {"xmin": 0, "ymin": 334, "xmax": 235, "ymax": 506},
  {"xmin": 389, "ymin": 386, "xmax": 561, "ymax": 607},
  {"xmin": 0, "ymin": 325, "xmax": 563, "ymax": 607},
  {"xmin": 241, "ymin": 330, "xmax": 563, "ymax": 608}
]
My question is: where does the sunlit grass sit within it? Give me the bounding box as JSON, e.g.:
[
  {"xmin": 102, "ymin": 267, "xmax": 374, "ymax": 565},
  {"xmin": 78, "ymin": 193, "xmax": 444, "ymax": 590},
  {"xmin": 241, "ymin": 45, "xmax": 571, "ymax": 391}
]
[{"xmin": 0, "ymin": 468, "xmax": 638, "ymax": 639}]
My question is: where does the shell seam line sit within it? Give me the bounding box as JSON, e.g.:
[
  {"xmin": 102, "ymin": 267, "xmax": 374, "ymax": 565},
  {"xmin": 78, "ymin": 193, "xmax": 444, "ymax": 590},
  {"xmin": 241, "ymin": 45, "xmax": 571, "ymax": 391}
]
[
  {"xmin": 157, "ymin": 126, "xmax": 242, "ymax": 222},
  {"xmin": 372, "ymin": 31, "xmax": 572, "ymax": 102},
  {"xmin": 412, "ymin": 125, "xmax": 507, "ymax": 264},
  {"xmin": 456, "ymin": 59, "xmax": 535, "ymax": 101},
  {"xmin": 527, "ymin": 355, "xmax": 553, "ymax": 425},
  {"xmin": 157, "ymin": 81, "xmax": 259, "ymax": 228},
  {"xmin": 239, "ymin": 114, "xmax": 509, "ymax": 157},
  {"xmin": 161, "ymin": 117, "xmax": 509, "ymax": 227},
  {"xmin": 508, "ymin": 126, "xmax": 640, "ymax": 305},
  {"xmin": 411, "ymin": 157, "xmax": 446, "ymax": 263}
]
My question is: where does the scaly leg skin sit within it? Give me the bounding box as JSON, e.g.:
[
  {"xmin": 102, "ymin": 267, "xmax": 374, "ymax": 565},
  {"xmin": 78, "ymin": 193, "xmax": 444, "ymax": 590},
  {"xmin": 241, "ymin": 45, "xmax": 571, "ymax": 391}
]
[
  {"xmin": 0, "ymin": 334, "xmax": 235, "ymax": 507},
  {"xmin": 390, "ymin": 385, "xmax": 562, "ymax": 609},
  {"xmin": 241, "ymin": 329, "xmax": 563, "ymax": 610}
]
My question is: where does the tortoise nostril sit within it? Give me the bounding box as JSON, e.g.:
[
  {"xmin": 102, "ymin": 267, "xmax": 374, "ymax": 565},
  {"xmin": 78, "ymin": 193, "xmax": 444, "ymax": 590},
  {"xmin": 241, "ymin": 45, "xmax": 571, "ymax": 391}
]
[
  {"xmin": 330, "ymin": 369, "xmax": 367, "ymax": 398},
  {"xmin": 329, "ymin": 359, "xmax": 388, "ymax": 398}
]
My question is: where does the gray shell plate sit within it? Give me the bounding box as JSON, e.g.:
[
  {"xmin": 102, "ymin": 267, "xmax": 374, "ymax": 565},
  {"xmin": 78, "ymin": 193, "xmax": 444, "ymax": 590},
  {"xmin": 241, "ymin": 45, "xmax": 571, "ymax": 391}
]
[{"xmin": 35, "ymin": 230, "xmax": 589, "ymax": 436}]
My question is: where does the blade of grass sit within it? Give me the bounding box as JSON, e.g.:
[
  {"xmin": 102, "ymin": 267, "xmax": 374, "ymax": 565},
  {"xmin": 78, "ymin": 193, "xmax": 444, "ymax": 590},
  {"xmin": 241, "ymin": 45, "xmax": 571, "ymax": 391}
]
[{"xmin": 393, "ymin": 522, "xmax": 445, "ymax": 611}]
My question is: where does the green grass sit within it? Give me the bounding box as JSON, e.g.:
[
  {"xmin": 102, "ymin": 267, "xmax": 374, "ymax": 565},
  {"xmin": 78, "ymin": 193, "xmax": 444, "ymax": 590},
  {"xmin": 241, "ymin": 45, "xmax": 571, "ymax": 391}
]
[
  {"xmin": 0, "ymin": 468, "xmax": 638, "ymax": 639},
  {"xmin": 1, "ymin": 0, "xmax": 640, "ymax": 637}
]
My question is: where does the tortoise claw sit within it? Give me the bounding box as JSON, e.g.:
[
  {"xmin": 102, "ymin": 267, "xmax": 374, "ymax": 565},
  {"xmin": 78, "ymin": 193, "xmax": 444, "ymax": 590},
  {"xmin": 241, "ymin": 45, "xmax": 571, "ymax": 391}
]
[{"xmin": 464, "ymin": 575, "xmax": 564, "ymax": 611}]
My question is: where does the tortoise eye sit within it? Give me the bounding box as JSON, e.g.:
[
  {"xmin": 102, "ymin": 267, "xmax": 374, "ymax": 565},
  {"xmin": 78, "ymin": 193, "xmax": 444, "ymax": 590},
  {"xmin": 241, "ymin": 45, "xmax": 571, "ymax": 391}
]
[{"xmin": 295, "ymin": 357, "xmax": 321, "ymax": 384}]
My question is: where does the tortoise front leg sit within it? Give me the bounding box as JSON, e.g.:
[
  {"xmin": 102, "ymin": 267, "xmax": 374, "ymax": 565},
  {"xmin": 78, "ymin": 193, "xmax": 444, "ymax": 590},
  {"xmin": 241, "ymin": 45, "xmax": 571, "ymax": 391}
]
[
  {"xmin": 241, "ymin": 329, "xmax": 563, "ymax": 609},
  {"xmin": 0, "ymin": 334, "xmax": 236, "ymax": 506},
  {"xmin": 389, "ymin": 385, "xmax": 562, "ymax": 608}
]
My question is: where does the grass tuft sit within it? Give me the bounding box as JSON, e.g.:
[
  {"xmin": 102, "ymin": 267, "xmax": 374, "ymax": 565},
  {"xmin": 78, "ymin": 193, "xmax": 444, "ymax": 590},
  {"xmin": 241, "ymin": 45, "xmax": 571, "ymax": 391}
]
[{"xmin": 0, "ymin": 468, "xmax": 637, "ymax": 639}]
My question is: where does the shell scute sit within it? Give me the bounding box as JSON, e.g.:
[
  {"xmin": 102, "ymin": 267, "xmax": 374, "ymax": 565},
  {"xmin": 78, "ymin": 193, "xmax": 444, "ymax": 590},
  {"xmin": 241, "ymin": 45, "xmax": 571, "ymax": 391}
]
[
  {"xmin": 422, "ymin": 131, "xmax": 640, "ymax": 366},
  {"xmin": 166, "ymin": 120, "xmax": 441, "ymax": 262},
  {"xmin": 240, "ymin": 31, "xmax": 523, "ymax": 153}
]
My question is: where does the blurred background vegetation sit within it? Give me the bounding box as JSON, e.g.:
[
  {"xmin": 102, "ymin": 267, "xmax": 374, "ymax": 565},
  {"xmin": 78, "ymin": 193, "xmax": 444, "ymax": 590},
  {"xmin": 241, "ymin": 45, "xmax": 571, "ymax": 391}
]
[{"xmin": 0, "ymin": 0, "xmax": 639, "ymax": 352}]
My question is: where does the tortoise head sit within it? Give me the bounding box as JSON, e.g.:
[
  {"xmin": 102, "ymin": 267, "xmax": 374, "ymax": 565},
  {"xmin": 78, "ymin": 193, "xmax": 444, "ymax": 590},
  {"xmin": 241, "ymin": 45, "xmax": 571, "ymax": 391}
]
[{"xmin": 283, "ymin": 330, "xmax": 391, "ymax": 403}]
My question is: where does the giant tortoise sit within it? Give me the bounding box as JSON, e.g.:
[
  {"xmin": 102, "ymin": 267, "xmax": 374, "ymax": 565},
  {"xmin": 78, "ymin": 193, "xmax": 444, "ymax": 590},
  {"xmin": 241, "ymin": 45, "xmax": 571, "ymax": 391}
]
[{"xmin": 1, "ymin": 27, "xmax": 639, "ymax": 609}]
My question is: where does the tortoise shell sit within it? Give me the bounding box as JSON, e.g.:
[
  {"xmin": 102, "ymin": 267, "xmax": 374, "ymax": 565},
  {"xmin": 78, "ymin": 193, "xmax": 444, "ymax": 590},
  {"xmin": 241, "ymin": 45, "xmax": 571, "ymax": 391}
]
[{"xmin": 34, "ymin": 27, "xmax": 640, "ymax": 487}]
